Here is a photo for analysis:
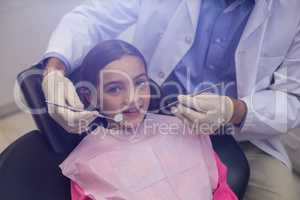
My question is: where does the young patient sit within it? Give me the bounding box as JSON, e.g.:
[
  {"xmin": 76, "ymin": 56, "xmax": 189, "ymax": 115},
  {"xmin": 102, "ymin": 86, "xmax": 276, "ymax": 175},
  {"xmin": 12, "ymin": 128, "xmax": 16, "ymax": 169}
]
[{"xmin": 60, "ymin": 40, "xmax": 237, "ymax": 200}]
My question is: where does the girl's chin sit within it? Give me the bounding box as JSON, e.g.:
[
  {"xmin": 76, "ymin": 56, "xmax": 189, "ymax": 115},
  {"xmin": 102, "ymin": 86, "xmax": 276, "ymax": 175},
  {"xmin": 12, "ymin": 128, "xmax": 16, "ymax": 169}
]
[
  {"xmin": 122, "ymin": 111, "xmax": 143, "ymax": 119},
  {"xmin": 121, "ymin": 113, "xmax": 145, "ymax": 128}
]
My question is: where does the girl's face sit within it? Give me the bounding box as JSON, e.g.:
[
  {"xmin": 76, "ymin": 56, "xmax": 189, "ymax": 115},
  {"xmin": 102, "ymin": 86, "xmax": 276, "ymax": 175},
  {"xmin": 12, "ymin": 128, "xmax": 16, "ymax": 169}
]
[{"xmin": 97, "ymin": 55, "xmax": 150, "ymax": 129}]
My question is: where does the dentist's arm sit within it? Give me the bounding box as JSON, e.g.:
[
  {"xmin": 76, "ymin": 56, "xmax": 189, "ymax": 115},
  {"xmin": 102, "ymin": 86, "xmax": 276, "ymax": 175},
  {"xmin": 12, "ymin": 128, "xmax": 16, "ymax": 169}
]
[
  {"xmin": 238, "ymin": 20, "xmax": 300, "ymax": 139},
  {"xmin": 173, "ymin": 20, "xmax": 300, "ymax": 138},
  {"xmin": 44, "ymin": 0, "xmax": 141, "ymax": 73}
]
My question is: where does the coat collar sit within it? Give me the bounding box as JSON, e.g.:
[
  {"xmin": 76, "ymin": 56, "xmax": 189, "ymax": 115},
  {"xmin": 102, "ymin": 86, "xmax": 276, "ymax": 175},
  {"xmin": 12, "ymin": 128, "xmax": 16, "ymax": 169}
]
[
  {"xmin": 240, "ymin": 0, "xmax": 271, "ymax": 41},
  {"xmin": 235, "ymin": 0, "xmax": 274, "ymax": 97},
  {"xmin": 185, "ymin": 0, "xmax": 201, "ymax": 31}
]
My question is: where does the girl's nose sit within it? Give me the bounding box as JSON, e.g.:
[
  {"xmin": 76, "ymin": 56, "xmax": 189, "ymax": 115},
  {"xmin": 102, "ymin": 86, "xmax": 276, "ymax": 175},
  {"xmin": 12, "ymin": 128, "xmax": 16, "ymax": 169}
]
[{"xmin": 122, "ymin": 90, "xmax": 143, "ymax": 108}]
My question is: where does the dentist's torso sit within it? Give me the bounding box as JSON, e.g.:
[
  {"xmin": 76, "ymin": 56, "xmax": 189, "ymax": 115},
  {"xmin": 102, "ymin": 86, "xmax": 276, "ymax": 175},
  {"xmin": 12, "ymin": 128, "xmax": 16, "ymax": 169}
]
[
  {"xmin": 133, "ymin": 0, "xmax": 299, "ymax": 94},
  {"xmin": 131, "ymin": 0, "xmax": 300, "ymax": 166}
]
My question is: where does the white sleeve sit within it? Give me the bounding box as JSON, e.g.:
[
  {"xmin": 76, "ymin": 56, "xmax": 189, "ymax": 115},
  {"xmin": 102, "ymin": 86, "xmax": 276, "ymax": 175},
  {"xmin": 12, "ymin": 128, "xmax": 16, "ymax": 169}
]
[
  {"xmin": 239, "ymin": 20, "xmax": 300, "ymax": 140},
  {"xmin": 44, "ymin": 0, "xmax": 141, "ymax": 73}
]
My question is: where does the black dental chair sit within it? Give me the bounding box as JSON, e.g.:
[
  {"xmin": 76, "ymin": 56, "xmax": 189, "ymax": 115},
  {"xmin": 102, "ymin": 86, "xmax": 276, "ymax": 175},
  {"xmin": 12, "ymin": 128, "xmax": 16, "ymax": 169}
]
[{"xmin": 0, "ymin": 64, "xmax": 250, "ymax": 200}]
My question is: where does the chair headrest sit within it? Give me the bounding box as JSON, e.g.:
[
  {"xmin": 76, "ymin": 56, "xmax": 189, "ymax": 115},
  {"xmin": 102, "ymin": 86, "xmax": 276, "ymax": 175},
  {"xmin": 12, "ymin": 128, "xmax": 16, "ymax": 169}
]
[{"xmin": 17, "ymin": 64, "xmax": 84, "ymax": 154}]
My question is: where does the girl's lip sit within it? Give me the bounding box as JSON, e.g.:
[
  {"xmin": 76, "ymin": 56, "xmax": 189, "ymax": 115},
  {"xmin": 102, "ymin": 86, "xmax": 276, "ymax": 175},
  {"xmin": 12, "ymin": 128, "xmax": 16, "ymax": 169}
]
[
  {"xmin": 123, "ymin": 109, "xmax": 138, "ymax": 114},
  {"xmin": 122, "ymin": 111, "xmax": 141, "ymax": 118},
  {"xmin": 123, "ymin": 108, "xmax": 139, "ymax": 114},
  {"xmin": 122, "ymin": 107, "xmax": 142, "ymax": 117},
  {"xmin": 122, "ymin": 106, "xmax": 142, "ymax": 113}
]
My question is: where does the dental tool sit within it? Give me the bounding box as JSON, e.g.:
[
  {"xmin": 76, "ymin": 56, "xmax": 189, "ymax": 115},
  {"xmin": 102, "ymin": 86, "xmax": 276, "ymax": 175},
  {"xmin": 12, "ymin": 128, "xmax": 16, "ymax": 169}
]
[
  {"xmin": 45, "ymin": 101, "xmax": 123, "ymax": 123},
  {"xmin": 160, "ymin": 82, "xmax": 224, "ymax": 111}
]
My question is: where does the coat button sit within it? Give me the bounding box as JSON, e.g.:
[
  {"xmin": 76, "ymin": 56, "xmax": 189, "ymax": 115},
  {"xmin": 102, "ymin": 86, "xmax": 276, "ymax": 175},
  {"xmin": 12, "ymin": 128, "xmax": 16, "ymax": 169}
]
[
  {"xmin": 215, "ymin": 37, "xmax": 222, "ymax": 43},
  {"xmin": 158, "ymin": 71, "xmax": 165, "ymax": 79},
  {"xmin": 185, "ymin": 36, "xmax": 193, "ymax": 44},
  {"xmin": 208, "ymin": 65, "xmax": 216, "ymax": 70}
]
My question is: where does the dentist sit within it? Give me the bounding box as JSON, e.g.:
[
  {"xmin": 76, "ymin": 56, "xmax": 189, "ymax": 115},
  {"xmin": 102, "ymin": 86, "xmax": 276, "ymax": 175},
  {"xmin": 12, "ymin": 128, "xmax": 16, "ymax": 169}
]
[{"xmin": 42, "ymin": 0, "xmax": 300, "ymax": 199}]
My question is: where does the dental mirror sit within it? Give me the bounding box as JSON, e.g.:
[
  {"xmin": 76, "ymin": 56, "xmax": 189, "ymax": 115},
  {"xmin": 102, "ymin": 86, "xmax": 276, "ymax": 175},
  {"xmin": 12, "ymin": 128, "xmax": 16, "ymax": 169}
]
[{"xmin": 45, "ymin": 101, "xmax": 124, "ymax": 123}]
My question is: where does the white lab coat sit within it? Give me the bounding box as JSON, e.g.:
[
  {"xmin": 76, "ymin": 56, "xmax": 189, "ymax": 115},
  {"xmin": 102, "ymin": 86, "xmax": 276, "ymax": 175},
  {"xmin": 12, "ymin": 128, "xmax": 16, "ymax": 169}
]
[{"xmin": 45, "ymin": 0, "xmax": 300, "ymax": 167}]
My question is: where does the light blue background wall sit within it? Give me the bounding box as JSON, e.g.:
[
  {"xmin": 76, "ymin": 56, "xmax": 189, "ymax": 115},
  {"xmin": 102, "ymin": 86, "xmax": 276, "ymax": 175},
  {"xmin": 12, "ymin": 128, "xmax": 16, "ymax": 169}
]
[{"xmin": 0, "ymin": 0, "xmax": 134, "ymax": 114}]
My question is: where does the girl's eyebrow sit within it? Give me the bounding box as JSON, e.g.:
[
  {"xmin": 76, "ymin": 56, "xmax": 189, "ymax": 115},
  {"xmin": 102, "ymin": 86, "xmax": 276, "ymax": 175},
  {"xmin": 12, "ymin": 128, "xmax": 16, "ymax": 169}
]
[
  {"xmin": 103, "ymin": 73, "xmax": 147, "ymax": 87},
  {"xmin": 134, "ymin": 73, "xmax": 148, "ymax": 80},
  {"xmin": 103, "ymin": 81, "xmax": 122, "ymax": 88}
]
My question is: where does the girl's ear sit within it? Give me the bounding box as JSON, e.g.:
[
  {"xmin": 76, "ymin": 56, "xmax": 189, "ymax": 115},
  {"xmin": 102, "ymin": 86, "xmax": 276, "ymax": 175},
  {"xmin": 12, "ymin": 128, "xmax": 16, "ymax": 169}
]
[
  {"xmin": 78, "ymin": 86, "xmax": 99, "ymax": 111},
  {"xmin": 78, "ymin": 87, "xmax": 92, "ymax": 108}
]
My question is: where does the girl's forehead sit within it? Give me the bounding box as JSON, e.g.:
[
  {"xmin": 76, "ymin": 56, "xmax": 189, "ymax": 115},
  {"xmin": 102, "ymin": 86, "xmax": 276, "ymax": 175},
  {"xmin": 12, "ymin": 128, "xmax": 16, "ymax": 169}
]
[{"xmin": 99, "ymin": 55, "xmax": 146, "ymax": 81}]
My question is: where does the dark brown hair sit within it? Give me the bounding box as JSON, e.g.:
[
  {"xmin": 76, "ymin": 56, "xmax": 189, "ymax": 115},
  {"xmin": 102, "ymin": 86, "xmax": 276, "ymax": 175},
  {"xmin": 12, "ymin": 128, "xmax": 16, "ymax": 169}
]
[{"xmin": 80, "ymin": 40, "xmax": 147, "ymax": 86}]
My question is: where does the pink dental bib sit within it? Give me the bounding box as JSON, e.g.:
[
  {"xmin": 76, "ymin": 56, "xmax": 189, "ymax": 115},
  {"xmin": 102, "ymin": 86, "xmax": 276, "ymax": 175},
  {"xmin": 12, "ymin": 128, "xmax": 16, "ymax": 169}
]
[{"xmin": 60, "ymin": 114, "xmax": 218, "ymax": 200}]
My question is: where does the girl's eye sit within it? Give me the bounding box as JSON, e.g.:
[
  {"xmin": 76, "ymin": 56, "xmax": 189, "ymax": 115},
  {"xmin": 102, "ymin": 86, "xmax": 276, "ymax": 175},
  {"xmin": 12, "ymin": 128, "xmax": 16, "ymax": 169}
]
[
  {"xmin": 135, "ymin": 78, "xmax": 148, "ymax": 87},
  {"xmin": 105, "ymin": 85, "xmax": 123, "ymax": 94}
]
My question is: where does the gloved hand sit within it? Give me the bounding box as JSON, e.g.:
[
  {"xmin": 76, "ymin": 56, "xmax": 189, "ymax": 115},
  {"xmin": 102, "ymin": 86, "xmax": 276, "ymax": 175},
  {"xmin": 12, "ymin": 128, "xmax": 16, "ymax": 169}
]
[
  {"xmin": 42, "ymin": 70, "xmax": 98, "ymax": 134},
  {"xmin": 171, "ymin": 93, "xmax": 235, "ymax": 135}
]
